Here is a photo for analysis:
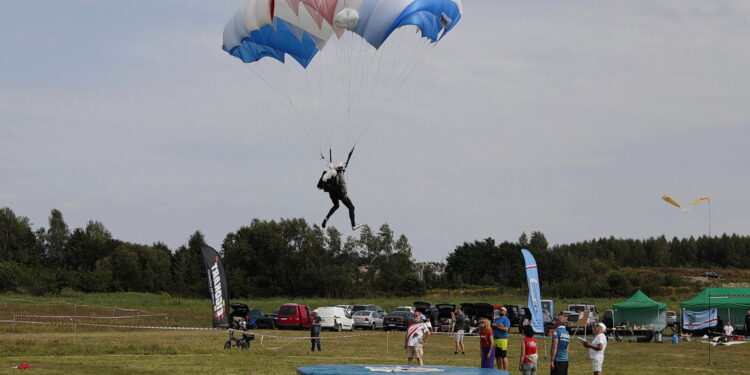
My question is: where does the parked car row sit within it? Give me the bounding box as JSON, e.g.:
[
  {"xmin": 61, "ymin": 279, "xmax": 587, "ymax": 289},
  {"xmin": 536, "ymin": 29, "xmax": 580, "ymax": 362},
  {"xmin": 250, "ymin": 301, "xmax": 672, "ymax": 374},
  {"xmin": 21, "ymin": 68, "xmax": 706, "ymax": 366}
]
[
  {"xmin": 229, "ymin": 302, "xmax": 387, "ymax": 332},
  {"xmin": 230, "ymin": 300, "xmax": 685, "ymax": 335},
  {"xmin": 229, "ymin": 300, "xmax": 571, "ymax": 334}
]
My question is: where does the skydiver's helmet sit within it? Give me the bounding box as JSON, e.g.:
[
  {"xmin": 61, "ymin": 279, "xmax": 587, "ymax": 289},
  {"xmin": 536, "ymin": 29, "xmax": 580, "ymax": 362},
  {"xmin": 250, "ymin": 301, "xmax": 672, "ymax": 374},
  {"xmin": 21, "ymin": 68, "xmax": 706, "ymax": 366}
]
[{"xmin": 335, "ymin": 162, "xmax": 346, "ymax": 171}]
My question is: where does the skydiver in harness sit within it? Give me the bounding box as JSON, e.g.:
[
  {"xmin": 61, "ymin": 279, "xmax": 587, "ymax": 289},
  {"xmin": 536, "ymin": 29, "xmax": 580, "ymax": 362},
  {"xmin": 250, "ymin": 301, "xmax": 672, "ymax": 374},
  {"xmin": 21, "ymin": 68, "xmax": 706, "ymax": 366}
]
[{"xmin": 317, "ymin": 148, "xmax": 364, "ymax": 231}]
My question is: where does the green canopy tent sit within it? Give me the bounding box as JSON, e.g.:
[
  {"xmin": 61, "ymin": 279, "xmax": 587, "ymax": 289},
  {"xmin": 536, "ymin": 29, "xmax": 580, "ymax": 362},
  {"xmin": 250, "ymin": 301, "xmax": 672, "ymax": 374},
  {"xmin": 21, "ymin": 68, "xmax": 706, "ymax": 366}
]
[
  {"xmin": 680, "ymin": 287, "xmax": 750, "ymax": 330},
  {"xmin": 612, "ymin": 290, "xmax": 667, "ymax": 330}
]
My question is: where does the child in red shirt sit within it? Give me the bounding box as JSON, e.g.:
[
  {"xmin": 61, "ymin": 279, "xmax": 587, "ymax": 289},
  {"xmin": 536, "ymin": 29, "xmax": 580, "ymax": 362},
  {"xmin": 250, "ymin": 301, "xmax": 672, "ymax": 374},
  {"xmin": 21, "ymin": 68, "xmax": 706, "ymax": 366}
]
[{"xmin": 519, "ymin": 325, "xmax": 538, "ymax": 375}]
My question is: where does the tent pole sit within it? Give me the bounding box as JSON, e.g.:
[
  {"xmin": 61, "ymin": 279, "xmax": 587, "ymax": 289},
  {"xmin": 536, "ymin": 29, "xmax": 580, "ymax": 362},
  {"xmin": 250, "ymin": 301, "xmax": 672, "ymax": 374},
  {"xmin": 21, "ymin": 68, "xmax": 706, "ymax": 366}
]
[{"xmin": 707, "ymin": 290, "xmax": 711, "ymax": 366}]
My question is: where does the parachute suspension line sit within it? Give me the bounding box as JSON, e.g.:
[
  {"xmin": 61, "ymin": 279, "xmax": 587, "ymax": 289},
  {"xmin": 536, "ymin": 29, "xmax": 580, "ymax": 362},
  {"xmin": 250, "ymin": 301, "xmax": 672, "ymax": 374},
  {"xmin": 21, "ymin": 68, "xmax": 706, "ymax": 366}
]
[
  {"xmin": 353, "ymin": 28, "xmax": 435, "ymax": 146},
  {"xmin": 245, "ymin": 62, "xmax": 316, "ymax": 160},
  {"xmin": 345, "ymin": 34, "xmax": 382, "ymax": 148},
  {"xmin": 247, "ymin": 59, "xmax": 324, "ymax": 162}
]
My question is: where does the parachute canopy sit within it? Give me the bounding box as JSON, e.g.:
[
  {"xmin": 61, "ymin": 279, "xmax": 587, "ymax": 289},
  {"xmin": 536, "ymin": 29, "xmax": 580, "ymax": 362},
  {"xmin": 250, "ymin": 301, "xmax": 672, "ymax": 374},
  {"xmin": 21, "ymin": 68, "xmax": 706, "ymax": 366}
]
[
  {"xmin": 222, "ymin": 0, "xmax": 463, "ymax": 161},
  {"xmin": 223, "ymin": 0, "xmax": 463, "ymax": 67}
]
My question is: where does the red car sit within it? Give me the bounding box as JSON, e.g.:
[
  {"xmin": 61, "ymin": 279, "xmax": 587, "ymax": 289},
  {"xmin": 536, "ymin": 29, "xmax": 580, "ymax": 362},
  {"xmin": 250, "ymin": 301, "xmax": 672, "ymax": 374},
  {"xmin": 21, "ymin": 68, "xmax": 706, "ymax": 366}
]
[{"xmin": 276, "ymin": 303, "xmax": 313, "ymax": 330}]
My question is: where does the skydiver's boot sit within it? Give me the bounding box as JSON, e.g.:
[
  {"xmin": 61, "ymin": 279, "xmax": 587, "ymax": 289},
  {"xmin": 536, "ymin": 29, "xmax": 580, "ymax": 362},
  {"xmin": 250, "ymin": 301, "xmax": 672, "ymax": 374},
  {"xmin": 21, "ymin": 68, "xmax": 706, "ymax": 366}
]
[
  {"xmin": 352, "ymin": 224, "xmax": 364, "ymax": 230},
  {"xmin": 322, "ymin": 218, "xmax": 327, "ymax": 228}
]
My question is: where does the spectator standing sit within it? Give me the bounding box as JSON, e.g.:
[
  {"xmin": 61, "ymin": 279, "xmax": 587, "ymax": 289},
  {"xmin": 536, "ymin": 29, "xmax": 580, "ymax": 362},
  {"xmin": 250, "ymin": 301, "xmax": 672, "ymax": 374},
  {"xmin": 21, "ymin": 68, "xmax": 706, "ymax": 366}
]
[
  {"xmin": 581, "ymin": 322, "xmax": 607, "ymax": 375},
  {"xmin": 492, "ymin": 307, "xmax": 511, "ymax": 371},
  {"xmin": 519, "ymin": 325, "xmax": 538, "ymax": 375},
  {"xmin": 310, "ymin": 310, "xmax": 323, "ymax": 352},
  {"xmin": 405, "ymin": 312, "xmax": 431, "ymax": 366},
  {"xmin": 453, "ymin": 309, "xmax": 466, "ymax": 354},
  {"xmin": 550, "ymin": 314, "xmax": 571, "ymax": 375},
  {"xmin": 479, "ymin": 318, "xmax": 495, "ymax": 369},
  {"xmin": 310, "ymin": 310, "xmax": 322, "ymax": 352},
  {"xmin": 745, "ymin": 310, "xmax": 750, "ymax": 334}
]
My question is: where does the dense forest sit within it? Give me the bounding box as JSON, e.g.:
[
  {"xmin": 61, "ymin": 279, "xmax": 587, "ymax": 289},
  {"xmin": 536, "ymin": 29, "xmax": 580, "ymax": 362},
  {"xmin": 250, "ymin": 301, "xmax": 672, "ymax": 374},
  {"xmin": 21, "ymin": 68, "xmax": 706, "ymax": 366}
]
[{"xmin": 1, "ymin": 207, "xmax": 748, "ymax": 298}]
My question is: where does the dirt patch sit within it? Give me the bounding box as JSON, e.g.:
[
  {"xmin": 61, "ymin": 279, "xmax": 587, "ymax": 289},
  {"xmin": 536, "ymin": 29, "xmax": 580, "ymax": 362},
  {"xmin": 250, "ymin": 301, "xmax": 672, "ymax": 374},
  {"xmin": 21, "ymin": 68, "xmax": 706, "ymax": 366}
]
[
  {"xmin": 686, "ymin": 276, "xmax": 712, "ymax": 284},
  {"xmin": 721, "ymin": 282, "xmax": 750, "ymax": 288}
]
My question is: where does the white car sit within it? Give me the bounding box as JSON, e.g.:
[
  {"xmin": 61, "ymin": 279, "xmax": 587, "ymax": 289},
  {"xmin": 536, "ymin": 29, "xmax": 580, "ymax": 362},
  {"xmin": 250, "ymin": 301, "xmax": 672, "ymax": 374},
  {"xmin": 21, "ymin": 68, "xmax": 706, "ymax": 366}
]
[
  {"xmin": 394, "ymin": 306, "xmax": 415, "ymax": 313},
  {"xmin": 353, "ymin": 310, "xmax": 385, "ymax": 330},
  {"xmin": 317, "ymin": 306, "xmax": 354, "ymax": 332},
  {"xmin": 666, "ymin": 311, "xmax": 678, "ymax": 327},
  {"xmin": 336, "ymin": 305, "xmax": 353, "ymax": 315}
]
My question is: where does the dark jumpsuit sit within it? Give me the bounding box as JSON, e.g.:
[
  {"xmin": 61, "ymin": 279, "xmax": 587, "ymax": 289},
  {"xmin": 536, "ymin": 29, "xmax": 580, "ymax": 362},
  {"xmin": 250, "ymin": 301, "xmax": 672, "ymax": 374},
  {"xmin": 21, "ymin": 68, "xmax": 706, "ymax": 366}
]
[{"xmin": 325, "ymin": 171, "xmax": 356, "ymax": 227}]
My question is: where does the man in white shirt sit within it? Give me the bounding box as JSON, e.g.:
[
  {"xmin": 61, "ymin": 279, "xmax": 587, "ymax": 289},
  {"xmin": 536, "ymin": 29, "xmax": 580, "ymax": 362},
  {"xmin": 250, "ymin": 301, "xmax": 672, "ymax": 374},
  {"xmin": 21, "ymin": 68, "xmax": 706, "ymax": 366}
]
[
  {"xmin": 405, "ymin": 312, "xmax": 431, "ymax": 366},
  {"xmin": 581, "ymin": 322, "xmax": 608, "ymax": 375}
]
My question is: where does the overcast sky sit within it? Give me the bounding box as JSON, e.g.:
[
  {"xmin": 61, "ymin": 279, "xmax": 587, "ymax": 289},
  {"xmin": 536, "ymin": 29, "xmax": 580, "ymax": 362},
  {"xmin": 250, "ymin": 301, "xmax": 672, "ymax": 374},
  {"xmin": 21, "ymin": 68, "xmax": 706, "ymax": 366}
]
[{"xmin": 2, "ymin": 0, "xmax": 749, "ymax": 261}]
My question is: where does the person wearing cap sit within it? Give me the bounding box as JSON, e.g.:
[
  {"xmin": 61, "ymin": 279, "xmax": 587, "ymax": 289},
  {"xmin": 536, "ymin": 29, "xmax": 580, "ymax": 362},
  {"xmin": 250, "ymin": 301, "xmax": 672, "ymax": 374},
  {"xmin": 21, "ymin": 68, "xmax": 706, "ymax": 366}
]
[
  {"xmin": 405, "ymin": 312, "xmax": 431, "ymax": 366},
  {"xmin": 491, "ymin": 306, "xmax": 511, "ymax": 371},
  {"xmin": 310, "ymin": 310, "xmax": 322, "ymax": 352},
  {"xmin": 580, "ymin": 322, "xmax": 608, "ymax": 375},
  {"xmin": 319, "ymin": 162, "xmax": 364, "ymax": 231}
]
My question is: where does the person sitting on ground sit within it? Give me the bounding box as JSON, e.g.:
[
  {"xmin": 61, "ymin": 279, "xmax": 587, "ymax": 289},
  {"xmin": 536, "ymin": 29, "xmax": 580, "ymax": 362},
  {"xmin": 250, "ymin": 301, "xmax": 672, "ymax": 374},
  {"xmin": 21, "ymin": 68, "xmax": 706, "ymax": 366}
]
[{"xmin": 723, "ymin": 321, "xmax": 734, "ymax": 337}]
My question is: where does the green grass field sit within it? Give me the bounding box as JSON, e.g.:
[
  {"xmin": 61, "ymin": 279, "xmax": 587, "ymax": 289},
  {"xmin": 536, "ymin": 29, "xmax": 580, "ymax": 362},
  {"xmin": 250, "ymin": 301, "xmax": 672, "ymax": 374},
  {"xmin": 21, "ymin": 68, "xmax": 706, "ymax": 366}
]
[{"xmin": 1, "ymin": 293, "xmax": 748, "ymax": 374}]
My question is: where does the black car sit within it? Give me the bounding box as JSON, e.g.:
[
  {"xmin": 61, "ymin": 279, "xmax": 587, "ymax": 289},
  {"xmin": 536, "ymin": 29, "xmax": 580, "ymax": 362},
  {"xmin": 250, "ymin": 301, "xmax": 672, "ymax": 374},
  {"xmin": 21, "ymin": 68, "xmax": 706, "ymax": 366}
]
[
  {"xmin": 413, "ymin": 301, "xmax": 431, "ymax": 319},
  {"xmin": 460, "ymin": 303, "xmax": 476, "ymax": 318},
  {"xmin": 247, "ymin": 308, "xmax": 277, "ymax": 329},
  {"xmin": 702, "ymin": 272, "xmax": 722, "ymax": 279},
  {"xmin": 435, "ymin": 303, "xmax": 456, "ymax": 331},
  {"xmin": 229, "ymin": 303, "xmax": 251, "ymax": 329},
  {"xmin": 504, "ymin": 304, "xmax": 526, "ymax": 329},
  {"xmin": 472, "ymin": 303, "xmax": 494, "ymax": 321},
  {"xmin": 383, "ymin": 311, "xmax": 413, "ymax": 331},
  {"xmin": 229, "ymin": 303, "xmax": 277, "ymax": 330}
]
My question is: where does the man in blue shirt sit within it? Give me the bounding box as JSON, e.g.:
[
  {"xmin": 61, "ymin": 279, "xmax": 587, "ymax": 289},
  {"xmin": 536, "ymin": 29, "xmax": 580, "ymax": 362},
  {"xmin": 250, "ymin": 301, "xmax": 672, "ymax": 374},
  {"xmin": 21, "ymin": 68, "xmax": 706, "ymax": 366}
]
[
  {"xmin": 550, "ymin": 314, "xmax": 570, "ymax": 375},
  {"xmin": 311, "ymin": 310, "xmax": 322, "ymax": 352},
  {"xmin": 491, "ymin": 306, "xmax": 511, "ymax": 371}
]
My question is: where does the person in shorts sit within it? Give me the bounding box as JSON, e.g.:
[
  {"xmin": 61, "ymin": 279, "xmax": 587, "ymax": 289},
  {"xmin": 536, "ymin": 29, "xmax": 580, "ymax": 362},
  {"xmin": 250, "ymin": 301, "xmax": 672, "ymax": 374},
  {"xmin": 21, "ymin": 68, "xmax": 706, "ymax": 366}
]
[
  {"xmin": 492, "ymin": 306, "xmax": 511, "ymax": 371},
  {"xmin": 405, "ymin": 312, "xmax": 431, "ymax": 366},
  {"xmin": 519, "ymin": 325, "xmax": 538, "ymax": 375},
  {"xmin": 581, "ymin": 322, "xmax": 607, "ymax": 375},
  {"xmin": 453, "ymin": 309, "xmax": 465, "ymax": 354}
]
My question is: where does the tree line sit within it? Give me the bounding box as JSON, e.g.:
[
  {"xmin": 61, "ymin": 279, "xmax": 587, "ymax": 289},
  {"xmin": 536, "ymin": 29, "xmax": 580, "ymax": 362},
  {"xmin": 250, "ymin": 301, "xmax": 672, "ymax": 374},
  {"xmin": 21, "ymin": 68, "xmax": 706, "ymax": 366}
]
[
  {"xmin": 0, "ymin": 207, "xmax": 422, "ymax": 298},
  {"xmin": 1, "ymin": 206, "xmax": 748, "ymax": 298},
  {"xmin": 445, "ymin": 231, "xmax": 750, "ymax": 298}
]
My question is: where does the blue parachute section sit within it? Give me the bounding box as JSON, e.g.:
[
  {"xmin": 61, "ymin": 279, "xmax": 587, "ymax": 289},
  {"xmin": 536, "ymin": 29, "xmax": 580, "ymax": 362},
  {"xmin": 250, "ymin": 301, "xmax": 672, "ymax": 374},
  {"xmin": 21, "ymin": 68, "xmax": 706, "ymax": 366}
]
[
  {"xmin": 381, "ymin": 0, "xmax": 463, "ymax": 48},
  {"xmin": 225, "ymin": 19, "xmax": 320, "ymax": 68}
]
